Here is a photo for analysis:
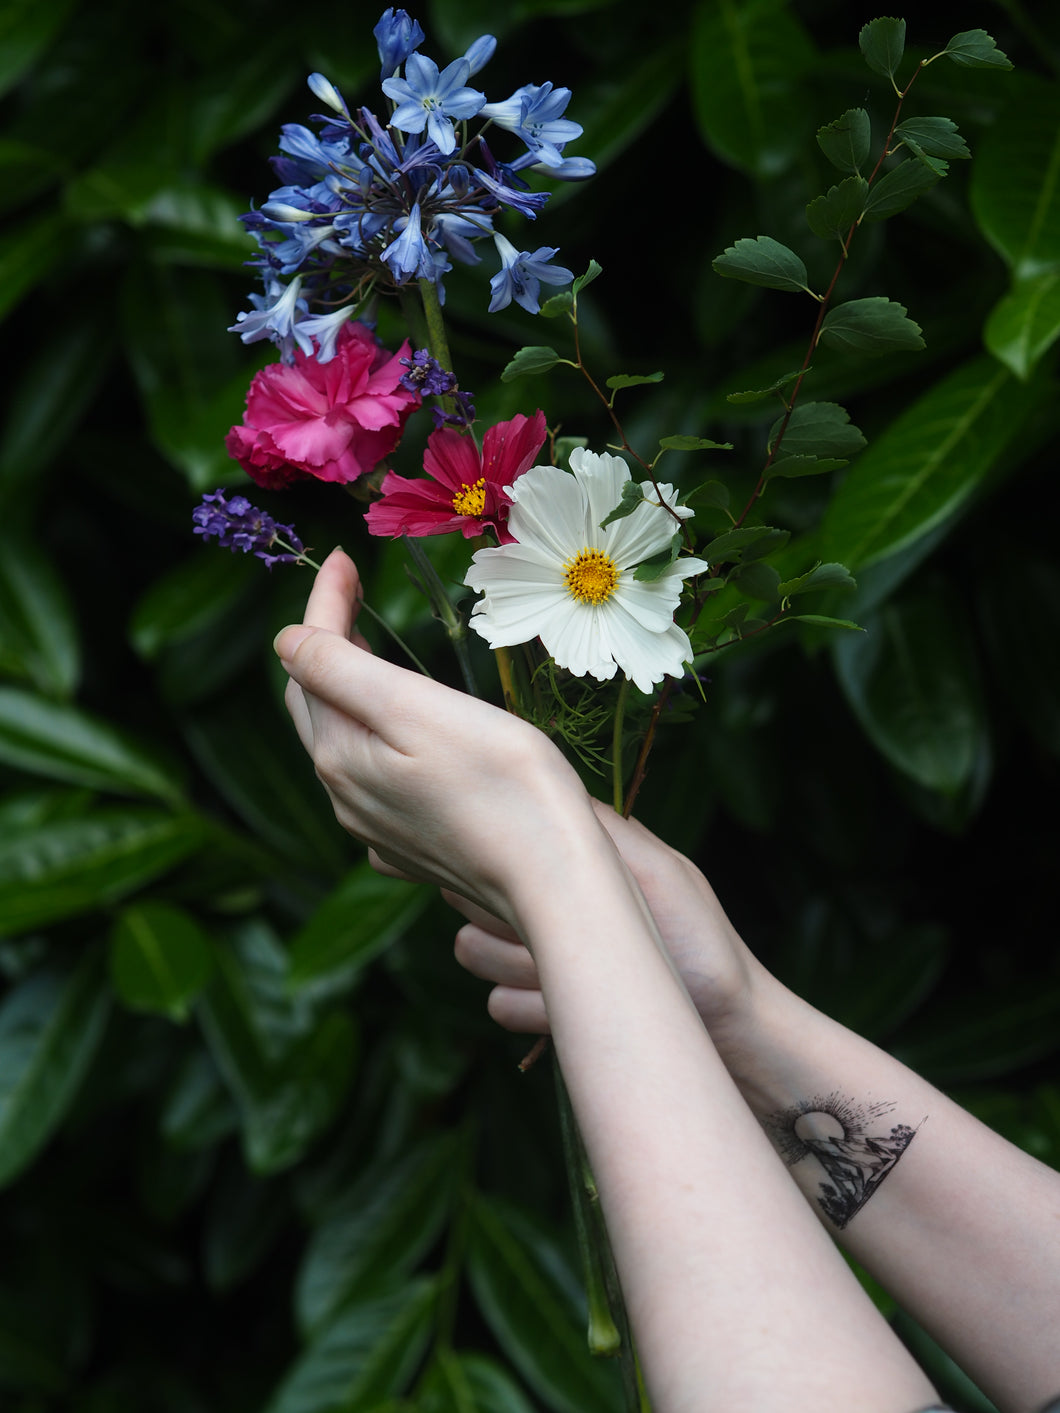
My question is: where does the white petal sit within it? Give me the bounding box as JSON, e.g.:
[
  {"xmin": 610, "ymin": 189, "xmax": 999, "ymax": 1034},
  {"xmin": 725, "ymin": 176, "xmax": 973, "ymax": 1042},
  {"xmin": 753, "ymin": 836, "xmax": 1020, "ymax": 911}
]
[{"xmin": 506, "ymin": 464, "xmax": 585, "ymax": 561}]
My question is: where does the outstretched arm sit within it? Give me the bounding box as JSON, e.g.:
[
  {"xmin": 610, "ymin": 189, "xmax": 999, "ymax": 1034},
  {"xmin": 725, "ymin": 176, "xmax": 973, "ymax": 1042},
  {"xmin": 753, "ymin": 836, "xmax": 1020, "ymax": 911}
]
[
  {"xmin": 276, "ymin": 550, "xmax": 939, "ymax": 1413},
  {"xmin": 454, "ymin": 805, "xmax": 1060, "ymax": 1413}
]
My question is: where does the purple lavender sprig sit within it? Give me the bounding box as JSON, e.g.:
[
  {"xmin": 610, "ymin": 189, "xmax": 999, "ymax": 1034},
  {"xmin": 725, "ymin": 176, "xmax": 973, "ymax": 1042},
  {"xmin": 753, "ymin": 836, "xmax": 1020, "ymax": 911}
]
[
  {"xmin": 192, "ymin": 490, "xmax": 318, "ymax": 569},
  {"xmin": 399, "ymin": 349, "xmax": 476, "ymax": 428}
]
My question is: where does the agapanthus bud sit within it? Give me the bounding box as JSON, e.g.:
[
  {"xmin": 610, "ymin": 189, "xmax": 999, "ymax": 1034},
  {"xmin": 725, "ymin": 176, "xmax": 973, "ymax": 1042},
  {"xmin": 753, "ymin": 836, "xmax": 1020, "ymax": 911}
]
[
  {"xmin": 307, "ymin": 72, "xmax": 345, "ymax": 113},
  {"xmin": 374, "ymin": 8, "xmax": 425, "ymax": 79},
  {"xmin": 462, "ymin": 33, "xmax": 496, "ymax": 76}
]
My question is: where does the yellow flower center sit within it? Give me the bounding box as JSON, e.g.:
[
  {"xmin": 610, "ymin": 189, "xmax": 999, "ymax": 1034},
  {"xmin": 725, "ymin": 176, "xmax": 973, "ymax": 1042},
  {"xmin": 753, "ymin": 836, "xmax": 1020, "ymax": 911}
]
[
  {"xmin": 563, "ymin": 547, "xmax": 619, "ymax": 604},
  {"xmin": 451, "ymin": 478, "xmax": 487, "ymax": 517}
]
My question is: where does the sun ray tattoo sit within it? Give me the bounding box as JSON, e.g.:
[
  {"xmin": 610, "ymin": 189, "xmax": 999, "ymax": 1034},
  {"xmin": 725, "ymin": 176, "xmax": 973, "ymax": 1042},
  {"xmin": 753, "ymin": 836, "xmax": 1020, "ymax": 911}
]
[{"xmin": 764, "ymin": 1092, "xmax": 924, "ymax": 1230}]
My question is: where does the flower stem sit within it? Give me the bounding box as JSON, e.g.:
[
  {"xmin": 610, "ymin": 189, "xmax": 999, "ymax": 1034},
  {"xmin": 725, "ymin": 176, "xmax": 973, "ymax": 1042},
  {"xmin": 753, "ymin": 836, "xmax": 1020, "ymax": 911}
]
[
  {"xmin": 418, "ymin": 276, "xmax": 454, "ymax": 372},
  {"xmin": 402, "ymin": 535, "xmax": 480, "ymax": 696},
  {"xmin": 611, "ymin": 677, "xmax": 630, "ymax": 813}
]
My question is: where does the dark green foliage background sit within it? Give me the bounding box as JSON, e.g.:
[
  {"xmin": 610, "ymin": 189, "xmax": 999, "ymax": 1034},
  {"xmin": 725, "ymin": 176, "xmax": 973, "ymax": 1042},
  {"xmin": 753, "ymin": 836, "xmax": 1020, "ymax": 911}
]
[{"xmin": 0, "ymin": 0, "xmax": 1058, "ymax": 1408}]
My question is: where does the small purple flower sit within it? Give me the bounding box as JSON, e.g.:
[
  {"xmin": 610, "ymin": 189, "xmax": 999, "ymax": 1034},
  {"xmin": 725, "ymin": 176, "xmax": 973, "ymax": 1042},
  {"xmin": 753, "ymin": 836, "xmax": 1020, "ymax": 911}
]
[
  {"xmin": 399, "ymin": 349, "xmax": 459, "ymax": 397},
  {"xmin": 193, "ymin": 490, "xmax": 307, "ymax": 569},
  {"xmin": 431, "ymin": 388, "xmax": 476, "ymax": 429}
]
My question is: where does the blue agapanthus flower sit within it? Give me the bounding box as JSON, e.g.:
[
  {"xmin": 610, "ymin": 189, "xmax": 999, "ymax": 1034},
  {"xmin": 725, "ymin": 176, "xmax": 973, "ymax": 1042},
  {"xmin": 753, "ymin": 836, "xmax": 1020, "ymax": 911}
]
[{"xmin": 229, "ymin": 9, "xmax": 594, "ymax": 359}]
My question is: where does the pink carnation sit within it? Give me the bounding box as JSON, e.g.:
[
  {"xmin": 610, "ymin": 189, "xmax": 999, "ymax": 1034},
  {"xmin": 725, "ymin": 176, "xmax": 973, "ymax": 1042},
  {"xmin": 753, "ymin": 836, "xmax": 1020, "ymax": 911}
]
[
  {"xmin": 365, "ymin": 409, "xmax": 548, "ymax": 543},
  {"xmin": 225, "ymin": 321, "xmax": 420, "ymax": 490}
]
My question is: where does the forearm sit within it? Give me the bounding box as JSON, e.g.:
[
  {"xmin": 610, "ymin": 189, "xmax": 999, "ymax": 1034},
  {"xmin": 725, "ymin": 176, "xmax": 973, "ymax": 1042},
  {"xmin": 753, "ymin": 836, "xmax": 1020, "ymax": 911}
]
[
  {"xmin": 712, "ymin": 969, "xmax": 1060, "ymax": 1413},
  {"xmin": 506, "ymin": 830, "xmax": 937, "ymax": 1413}
]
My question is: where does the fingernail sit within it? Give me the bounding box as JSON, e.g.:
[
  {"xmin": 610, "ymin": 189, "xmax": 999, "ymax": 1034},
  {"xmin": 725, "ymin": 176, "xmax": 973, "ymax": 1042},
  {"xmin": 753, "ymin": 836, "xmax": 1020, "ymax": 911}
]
[{"xmin": 273, "ymin": 624, "xmax": 314, "ymax": 665}]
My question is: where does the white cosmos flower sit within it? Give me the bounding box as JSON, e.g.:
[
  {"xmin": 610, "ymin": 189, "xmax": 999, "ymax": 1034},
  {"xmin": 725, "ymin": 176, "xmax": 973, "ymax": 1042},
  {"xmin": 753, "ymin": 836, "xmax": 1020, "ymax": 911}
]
[{"xmin": 464, "ymin": 448, "xmax": 709, "ymax": 693}]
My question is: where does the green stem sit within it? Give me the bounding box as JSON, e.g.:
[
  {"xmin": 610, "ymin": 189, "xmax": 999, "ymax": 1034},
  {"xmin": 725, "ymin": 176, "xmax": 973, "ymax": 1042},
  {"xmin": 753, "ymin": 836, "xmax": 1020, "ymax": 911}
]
[
  {"xmin": 402, "ymin": 535, "xmax": 480, "ymax": 696},
  {"xmin": 611, "ymin": 677, "xmax": 631, "ymax": 813},
  {"xmin": 553, "ymin": 1057, "xmax": 646, "ymax": 1410},
  {"xmin": 418, "ymin": 276, "xmax": 454, "ymax": 372}
]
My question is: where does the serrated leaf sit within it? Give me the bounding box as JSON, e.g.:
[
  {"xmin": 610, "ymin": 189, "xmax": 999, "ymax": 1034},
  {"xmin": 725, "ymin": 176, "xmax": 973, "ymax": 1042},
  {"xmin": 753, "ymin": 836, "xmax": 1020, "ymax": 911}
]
[
  {"xmin": 726, "ymin": 368, "xmax": 808, "ymax": 404},
  {"xmin": 765, "ymin": 453, "xmax": 848, "ymax": 479},
  {"xmin": 109, "ymin": 901, "xmax": 214, "ymax": 1022},
  {"xmin": 833, "ymin": 586, "xmax": 988, "ymax": 796},
  {"xmin": 286, "ymin": 863, "xmax": 432, "ymax": 1001},
  {"xmin": 702, "ymin": 525, "xmax": 785, "ymax": 563},
  {"xmin": 942, "ymin": 29, "xmax": 1013, "ymax": 70},
  {"xmin": 0, "ymin": 951, "xmax": 110, "ymax": 1190},
  {"xmin": 732, "ymin": 560, "xmax": 780, "ymax": 601},
  {"xmin": 984, "ymin": 270, "xmax": 1060, "ymax": 380},
  {"xmin": 598, "ymin": 480, "xmax": 644, "ymax": 529},
  {"xmin": 862, "ymin": 159, "xmax": 943, "ymax": 222},
  {"xmin": 858, "ymin": 17, "xmax": 906, "ymax": 80},
  {"xmin": 572, "ymin": 260, "xmax": 603, "ymax": 294},
  {"xmin": 605, "ymin": 371, "xmax": 663, "ymax": 391},
  {"xmin": 819, "ymin": 297, "xmax": 925, "ymax": 357},
  {"xmin": 893, "ymin": 116, "xmax": 970, "ymax": 161},
  {"xmin": 971, "ymin": 82, "xmax": 1060, "ymax": 278},
  {"xmin": 712, "ymin": 235, "xmax": 812, "ymax": 294},
  {"xmin": 816, "ymin": 108, "xmax": 871, "ymax": 174},
  {"xmin": 690, "ymin": 0, "xmax": 814, "ymax": 178},
  {"xmin": 684, "ymin": 480, "xmax": 730, "ymax": 510},
  {"xmin": 0, "ymin": 533, "xmax": 79, "ymax": 699},
  {"xmin": 899, "ymin": 136, "xmax": 950, "ymax": 178},
  {"xmin": 500, "ymin": 346, "xmax": 562, "ymax": 381},
  {"xmin": 805, "ymin": 175, "xmax": 869, "ymax": 240},
  {"xmin": 657, "ymin": 435, "xmax": 731, "ymax": 452},
  {"xmin": 768, "ymin": 402, "xmax": 866, "ymax": 459},
  {"xmin": 0, "ymin": 687, "xmax": 185, "ymax": 804},
  {"xmin": 777, "ymin": 562, "xmax": 857, "ymax": 598},
  {"xmin": 820, "ymin": 355, "xmax": 1048, "ymax": 570},
  {"xmin": 538, "ymin": 291, "xmax": 573, "ymax": 317}
]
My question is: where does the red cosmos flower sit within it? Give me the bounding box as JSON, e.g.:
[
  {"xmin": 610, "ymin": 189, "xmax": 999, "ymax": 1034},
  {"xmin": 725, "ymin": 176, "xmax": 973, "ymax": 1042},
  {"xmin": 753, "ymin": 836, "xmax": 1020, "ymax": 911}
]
[
  {"xmin": 365, "ymin": 409, "xmax": 548, "ymax": 542},
  {"xmin": 225, "ymin": 321, "xmax": 420, "ymax": 491}
]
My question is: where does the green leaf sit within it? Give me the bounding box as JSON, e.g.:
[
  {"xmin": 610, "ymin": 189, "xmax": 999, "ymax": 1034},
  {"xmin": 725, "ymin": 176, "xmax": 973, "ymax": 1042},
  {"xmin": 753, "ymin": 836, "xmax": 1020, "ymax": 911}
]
[
  {"xmin": 805, "ymin": 176, "xmax": 869, "ymax": 240},
  {"xmin": 861, "ymin": 159, "xmax": 943, "ymax": 222},
  {"xmin": 764, "ymin": 453, "xmax": 848, "ymax": 479},
  {"xmin": 286, "ymin": 864, "xmax": 432, "ymax": 1001},
  {"xmin": 690, "ymin": 0, "xmax": 814, "ymax": 178},
  {"xmin": 632, "ymin": 534, "xmax": 683, "ymax": 582},
  {"xmin": 702, "ymin": 526, "xmax": 787, "ymax": 563},
  {"xmin": 538, "ymin": 291, "xmax": 573, "ymax": 318},
  {"xmin": 0, "ymin": 211, "xmax": 75, "ymax": 326},
  {"xmin": 732, "ymin": 560, "xmax": 780, "ymax": 601},
  {"xmin": 725, "ymin": 368, "xmax": 807, "ymax": 404},
  {"xmin": 467, "ymin": 1196, "xmax": 620, "ymax": 1413},
  {"xmin": 657, "ymin": 435, "xmax": 732, "ymax": 452},
  {"xmin": 0, "ymin": 533, "xmax": 79, "ymax": 699},
  {"xmin": 0, "ymin": 309, "xmax": 113, "ymax": 515},
  {"xmin": 819, "ymin": 297, "xmax": 925, "ymax": 357},
  {"xmin": 0, "ymin": 0, "xmax": 79, "ymax": 100},
  {"xmin": 816, "ymin": 108, "xmax": 871, "ymax": 174},
  {"xmin": 858, "ymin": 17, "xmax": 906, "ymax": 81},
  {"xmin": 597, "ymin": 480, "xmax": 644, "ymax": 530},
  {"xmin": 984, "ymin": 270, "xmax": 1060, "ymax": 380},
  {"xmin": 295, "ymin": 1134, "xmax": 460, "ymax": 1336},
  {"xmin": 572, "ymin": 260, "xmax": 603, "ymax": 295},
  {"xmin": 500, "ymin": 346, "xmax": 563, "ymax": 381},
  {"xmin": 711, "ymin": 235, "xmax": 812, "ymax": 294},
  {"xmin": 0, "ymin": 809, "xmax": 211, "ymax": 933},
  {"xmin": 970, "ymin": 81, "xmax": 1060, "ymax": 277},
  {"xmin": 777, "ymin": 562, "xmax": 857, "ymax": 599},
  {"xmin": 0, "ymin": 687, "xmax": 185, "ymax": 805},
  {"xmin": 605, "ymin": 371, "xmax": 663, "ymax": 391},
  {"xmin": 833, "ymin": 586, "xmax": 989, "ymax": 796},
  {"xmin": 417, "ymin": 1350, "xmax": 537, "ymax": 1413},
  {"xmin": 787, "ymin": 613, "xmax": 863, "ymax": 631},
  {"xmin": 820, "ymin": 355, "xmax": 1049, "ymax": 570},
  {"xmin": 768, "ymin": 402, "xmax": 866, "ymax": 459},
  {"xmin": 941, "ymin": 29, "xmax": 1013, "ymax": 70},
  {"xmin": 684, "ymin": 480, "xmax": 730, "ymax": 510},
  {"xmin": 129, "ymin": 550, "xmax": 260, "ymax": 661},
  {"xmin": 0, "ymin": 951, "xmax": 110, "ymax": 1189},
  {"xmin": 892, "ymin": 116, "xmax": 970, "ymax": 162},
  {"xmin": 894, "ymin": 983, "xmax": 1060, "ymax": 1085},
  {"xmin": 265, "ymin": 1281, "xmax": 436, "ymax": 1413},
  {"xmin": 108, "ymin": 901, "xmax": 214, "ymax": 1022}
]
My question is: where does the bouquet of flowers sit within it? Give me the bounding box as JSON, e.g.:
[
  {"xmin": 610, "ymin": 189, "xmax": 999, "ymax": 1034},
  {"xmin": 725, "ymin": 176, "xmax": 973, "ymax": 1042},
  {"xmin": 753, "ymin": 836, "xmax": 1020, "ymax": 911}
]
[{"xmin": 193, "ymin": 10, "xmax": 1011, "ymax": 1392}]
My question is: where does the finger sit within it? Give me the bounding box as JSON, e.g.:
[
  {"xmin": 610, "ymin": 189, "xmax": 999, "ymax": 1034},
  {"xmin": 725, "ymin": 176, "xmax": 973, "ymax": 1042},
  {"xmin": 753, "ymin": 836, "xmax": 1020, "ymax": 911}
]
[
  {"xmin": 441, "ymin": 889, "xmax": 520, "ymax": 941},
  {"xmin": 454, "ymin": 923, "xmax": 540, "ymax": 988},
  {"xmin": 486, "ymin": 985, "xmax": 550, "ymax": 1035},
  {"xmin": 367, "ymin": 848, "xmax": 422, "ymax": 883},
  {"xmin": 284, "ymin": 677, "xmax": 315, "ymax": 753},
  {"xmin": 303, "ymin": 547, "xmax": 362, "ymax": 639}
]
